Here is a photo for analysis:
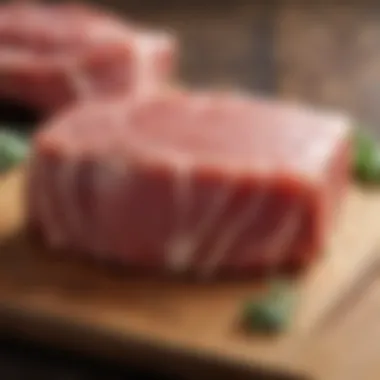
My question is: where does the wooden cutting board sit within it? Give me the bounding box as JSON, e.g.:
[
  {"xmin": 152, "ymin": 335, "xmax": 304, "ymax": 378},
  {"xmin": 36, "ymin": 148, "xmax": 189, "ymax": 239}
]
[{"xmin": 0, "ymin": 167, "xmax": 379, "ymax": 379}]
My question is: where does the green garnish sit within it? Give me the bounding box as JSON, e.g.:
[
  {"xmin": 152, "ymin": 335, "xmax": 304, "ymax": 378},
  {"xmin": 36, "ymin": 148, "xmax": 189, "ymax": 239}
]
[
  {"xmin": 242, "ymin": 279, "xmax": 297, "ymax": 334},
  {"xmin": 353, "ymin": 129, "xmax": 380, "ymax": 184},
  {"xmin": 0, "ymin": 129, "xmax": 29, "ymax": 173}
]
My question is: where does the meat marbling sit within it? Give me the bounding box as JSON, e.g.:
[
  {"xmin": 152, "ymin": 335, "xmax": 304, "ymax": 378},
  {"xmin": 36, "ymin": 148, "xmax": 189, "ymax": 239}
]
[
  {"xmin": 26, "ymin": 92, "xmax": 352, "ymax": 278},
  {"xmin": 0, "ymin": 2, "xmax": 176, "ymax": 114}
]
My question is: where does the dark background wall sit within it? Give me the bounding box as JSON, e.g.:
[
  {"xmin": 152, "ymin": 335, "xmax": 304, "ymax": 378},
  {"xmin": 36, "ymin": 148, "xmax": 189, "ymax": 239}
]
[
  {"xmin": 276, "ymin": 2, "xmax": 380, "ymax": 132},
  {"xmin": 90, "ymin": 0, "xmax": 278, "ymax": 94}
]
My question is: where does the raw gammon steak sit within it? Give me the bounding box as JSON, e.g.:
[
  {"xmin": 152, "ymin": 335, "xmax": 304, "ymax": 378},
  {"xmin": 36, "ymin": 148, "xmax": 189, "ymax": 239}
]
[
  {"xmin": 0, "ymin": 2, "xmax": 176, "ymax": 114},
  {"xmin": 26, "ymin": 92, "xmax": 352, "ymax": 278}
]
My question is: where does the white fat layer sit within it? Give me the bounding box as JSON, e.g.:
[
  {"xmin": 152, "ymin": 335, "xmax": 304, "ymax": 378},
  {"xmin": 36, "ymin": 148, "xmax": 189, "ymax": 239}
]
[
  {"xmin": 165, "ymin": 163, "xmax": 193, "ymax": 272},
  {"xmin": 164, "ymin": 96, "xmax": 214, "ymax": 272},
  {"xmin": 58, "ymin": 158, "xmax": 83, "ymax": 244},
  {"xmin": 263, "ymin": 206, "xmax": 301, "ymax": 271},
  {"xmin": 64, "ymin": 31, "xmax": 165, "ymax": 101},
  {"xmin": 34, "ymin": 154, "xmax": 66, "ymax": 246},
  {"xmin": 165, "ymin": 176, "xmax": 234, "ymax": 274},
  {"xmin": 90, "ymin": 102, "xmax": 132, "ymax": 257},
  {"xmin": 199, "ymin": 186, "xmax": 269, "ymax": 277},
  {"xmin": 192, "ymin": 183, "xmax": 233, "ymax": 256},
  {"xmin": 93, "ymin": 160, "xmax": 130, "ymax": 258},
  {"xmin": 133, "ymin": 34, "xmax": 155, "ymax": 97},
  {"xmin": 65, "ymin": 60, "xmax": 93, "ymax": 101},
  {"xmin": 252, "ymin": 204, "xmax": 302, "ymax": 276}
]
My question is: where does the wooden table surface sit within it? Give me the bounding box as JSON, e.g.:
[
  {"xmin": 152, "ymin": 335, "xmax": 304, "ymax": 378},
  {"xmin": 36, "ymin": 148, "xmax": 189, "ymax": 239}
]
[
  {"xmin": 305, "ymin": 277, "xmax": 380, "ymax": 380},
  {"xmin": 0, "ymin": 276, "xmax": 379, "ymax": 380}
]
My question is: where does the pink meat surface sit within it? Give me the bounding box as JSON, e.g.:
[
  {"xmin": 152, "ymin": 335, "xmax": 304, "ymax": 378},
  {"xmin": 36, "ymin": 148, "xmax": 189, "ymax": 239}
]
[
  {"xmin": 0, "ymin": 2, "xmax": 176, "ymax": 114},
  {"xmin": 27, "ymin": 92, "xmax": 352, "ymax": 278}
]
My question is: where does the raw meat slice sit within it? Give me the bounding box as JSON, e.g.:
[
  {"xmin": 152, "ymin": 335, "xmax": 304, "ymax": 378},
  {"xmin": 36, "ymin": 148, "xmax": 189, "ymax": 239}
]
[
  {"xmin": 26, "ymin": 91, "xmax": 352, "ymax": 278},
  {"xmin": 0, "ymin": 2, "xmax": 176, "ymax": 114}
]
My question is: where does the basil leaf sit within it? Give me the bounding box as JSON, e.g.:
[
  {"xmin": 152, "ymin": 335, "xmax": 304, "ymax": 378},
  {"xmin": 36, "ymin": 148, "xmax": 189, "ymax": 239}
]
[
  {"xmin": 0, "ymin": 129, "xmax": 29, "ymax": 173},
  {"xmin": 242, "ymin": 279, "xmax": 297, "ymax": 334}
]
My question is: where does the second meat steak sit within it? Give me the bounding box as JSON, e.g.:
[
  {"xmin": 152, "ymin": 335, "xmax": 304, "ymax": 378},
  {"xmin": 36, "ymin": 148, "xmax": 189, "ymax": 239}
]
[
  {"xmin": 0, "ymin": 2, "xmax": 176, "ymax": 115},
  {"xmin": 27, "ymin": 92, "xmax": 352, "ymax": 278}
]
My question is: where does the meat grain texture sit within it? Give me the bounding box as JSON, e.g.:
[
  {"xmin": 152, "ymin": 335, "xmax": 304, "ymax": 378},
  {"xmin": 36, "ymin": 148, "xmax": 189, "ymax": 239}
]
[
  {"xmin": 0, "ymin": 2, "xmax": 176, "ymax": 115},
  {"xmin": 27, "ymin": 92, "xmax": 352, "ymax": 278}
]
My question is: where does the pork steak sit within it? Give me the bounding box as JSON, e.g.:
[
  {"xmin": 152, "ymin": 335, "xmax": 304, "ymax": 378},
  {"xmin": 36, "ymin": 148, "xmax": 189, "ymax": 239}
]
[
  {"xmin": 0, "ymin": 2, "xmax": 176, "ymax": 114},
  {"xmin": 26, "ymin": 92, "xmax": 352, "ymax": 278}
]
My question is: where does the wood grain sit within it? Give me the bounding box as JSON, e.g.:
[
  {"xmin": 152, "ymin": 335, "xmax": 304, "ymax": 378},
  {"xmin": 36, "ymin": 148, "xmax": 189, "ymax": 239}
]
[{"xmin": 0, "ymin": 167, "xmax": 378, "ymax": 378}]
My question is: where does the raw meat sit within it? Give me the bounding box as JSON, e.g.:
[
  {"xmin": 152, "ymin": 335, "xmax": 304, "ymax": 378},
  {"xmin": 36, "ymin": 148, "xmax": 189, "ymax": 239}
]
[
  {"xmin": 26, "ymin": 92, "xmax": 352, "ymax": 278},
  {"xmin": 0, "ymin": 2, "xmax": 176, "ymax": 114}
]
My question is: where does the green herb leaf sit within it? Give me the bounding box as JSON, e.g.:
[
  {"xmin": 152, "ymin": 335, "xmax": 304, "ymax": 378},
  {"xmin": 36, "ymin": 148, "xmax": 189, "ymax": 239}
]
[
  {"xmin": 353, "ymin": 129, "xmax": 380, "ymax": 184},
  {"xmin": 0, "ymin": 129, "xmax": 29, "ymax": 173},
  {"xmin": 242, "ymin": 279, "xmax": 297, "ymax": 334}
]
